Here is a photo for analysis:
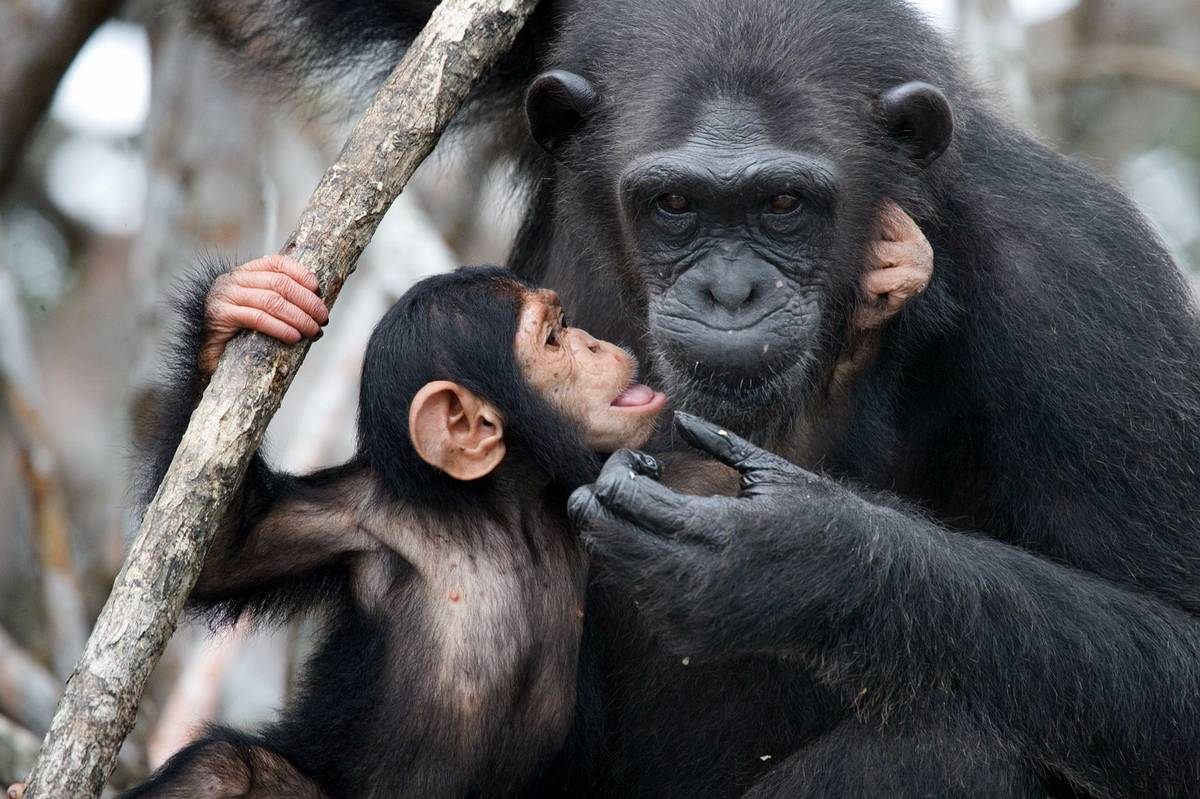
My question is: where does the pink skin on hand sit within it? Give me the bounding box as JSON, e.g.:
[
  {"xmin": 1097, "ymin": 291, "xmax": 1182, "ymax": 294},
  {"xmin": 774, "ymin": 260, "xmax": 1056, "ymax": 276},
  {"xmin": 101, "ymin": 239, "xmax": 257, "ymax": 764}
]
[
  {"xmin": 855, "ymin": 199, "xmax": 934, "ymax": 331},
  {"xmin": 199, "ymin": 255, "xmax": 330, "ymax": 376}
]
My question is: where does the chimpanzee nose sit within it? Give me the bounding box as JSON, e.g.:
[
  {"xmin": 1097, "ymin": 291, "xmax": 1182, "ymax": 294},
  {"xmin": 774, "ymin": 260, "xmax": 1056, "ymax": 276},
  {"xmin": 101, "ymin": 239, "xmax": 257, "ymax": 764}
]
[{"xmin": 707, "ymin": 269, "xmax": 755, "ymax": 312}]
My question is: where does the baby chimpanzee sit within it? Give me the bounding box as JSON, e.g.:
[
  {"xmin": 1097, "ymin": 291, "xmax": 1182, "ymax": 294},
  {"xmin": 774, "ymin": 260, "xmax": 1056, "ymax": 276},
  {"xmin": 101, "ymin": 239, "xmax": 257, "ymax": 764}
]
[{"xmin": 123, "ymin": 264, "xmax": 665, "ymax": 799}]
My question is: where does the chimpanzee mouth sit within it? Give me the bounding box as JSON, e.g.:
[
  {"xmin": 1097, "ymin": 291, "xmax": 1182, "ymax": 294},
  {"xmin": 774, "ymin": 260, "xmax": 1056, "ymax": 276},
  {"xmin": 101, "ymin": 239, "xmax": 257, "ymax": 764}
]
[
  {"xmin": 653, "ymin": 347, "xmax": 818, "ymax": 423},
  {"xmin": 611, "ymin": 383, "xmax": 663, "ymax": 407},
  {"xmin": 609, "ymin": 350, "xmax": 669, "ymax": 411}
]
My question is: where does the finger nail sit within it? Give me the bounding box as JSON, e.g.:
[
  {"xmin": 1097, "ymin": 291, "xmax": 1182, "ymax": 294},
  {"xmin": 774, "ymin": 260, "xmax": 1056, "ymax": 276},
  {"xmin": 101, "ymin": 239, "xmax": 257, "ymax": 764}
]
[{"xmin": 313, "ymin": 330, "xmax": 323, "ymax": 341}]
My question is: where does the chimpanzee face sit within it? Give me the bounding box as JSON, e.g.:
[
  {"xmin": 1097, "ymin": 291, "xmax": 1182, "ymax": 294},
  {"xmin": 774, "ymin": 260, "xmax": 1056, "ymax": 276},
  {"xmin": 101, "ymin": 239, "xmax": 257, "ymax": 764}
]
[
  {"xmin": 514, "ymin": 289, "xmax": 667, "ymax": 452},
  {"xmin": 526, "ymin": 71, "xmax": 952, "ymax": 428},
  {"xmin": 396, "ymin": 270, "xmax": 666, "ymax": 492},
  {"xmin": 616, "ymin": 100, "xmax": 839, "ymax": 422}
]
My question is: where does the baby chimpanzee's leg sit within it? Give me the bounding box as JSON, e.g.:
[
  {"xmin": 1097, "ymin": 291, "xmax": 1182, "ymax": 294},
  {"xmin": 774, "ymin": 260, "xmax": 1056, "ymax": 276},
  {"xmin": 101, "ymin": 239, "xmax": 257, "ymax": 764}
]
[{"xmin": 120, "ymin": 729, "xmax": 326, "ymax": 799}]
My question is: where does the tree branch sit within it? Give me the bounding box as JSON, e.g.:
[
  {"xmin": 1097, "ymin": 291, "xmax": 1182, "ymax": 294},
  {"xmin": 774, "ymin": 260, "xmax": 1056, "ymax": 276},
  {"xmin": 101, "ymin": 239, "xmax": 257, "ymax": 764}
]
[
  {"xmin": 0, "ymin": 0, "xmax": 122, "ymax": 198},
  {"xmin": 19, "ymin": 1, "xmax": 539, "ymax": 796},
  {"xmin": 1035, "ymin": 45, "xmax": 1200, "ymax": 97}
]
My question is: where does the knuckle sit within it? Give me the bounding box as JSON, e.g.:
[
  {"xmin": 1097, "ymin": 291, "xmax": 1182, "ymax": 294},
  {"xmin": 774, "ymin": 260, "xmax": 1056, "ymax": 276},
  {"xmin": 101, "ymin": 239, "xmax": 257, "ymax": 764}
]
[
  {"xmin": 209, "ymin": 274, "xmax": 232, "ymax": 300},
  {"xmin": 269, "ymin": 273, "xmax": 292, "ymax": 294},
  {"xmin": 250, "ymin": 309, "xmax": 273, "ymax": 329},
  {"xmin": 264, "ymin": 293, "xmax": 289, "ymax": 315}
]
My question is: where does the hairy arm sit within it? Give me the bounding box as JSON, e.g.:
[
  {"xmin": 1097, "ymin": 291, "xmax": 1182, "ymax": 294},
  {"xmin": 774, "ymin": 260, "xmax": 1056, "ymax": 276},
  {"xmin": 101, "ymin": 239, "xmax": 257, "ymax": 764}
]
[
  {"xmin": 571, "ymin": 415, "xmax": 1200, "ymax": 797},
  {"xmin": 136, "ymin": 256, "xmax": 368, "ymax": 623}
]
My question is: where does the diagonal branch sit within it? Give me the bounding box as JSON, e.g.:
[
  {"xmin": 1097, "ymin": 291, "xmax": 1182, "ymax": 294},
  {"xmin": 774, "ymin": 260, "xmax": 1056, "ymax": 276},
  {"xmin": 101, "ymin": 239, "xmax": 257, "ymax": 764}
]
[{"xmin": 19, "ymin": 1, "xmax": 540, "ymax": 796}]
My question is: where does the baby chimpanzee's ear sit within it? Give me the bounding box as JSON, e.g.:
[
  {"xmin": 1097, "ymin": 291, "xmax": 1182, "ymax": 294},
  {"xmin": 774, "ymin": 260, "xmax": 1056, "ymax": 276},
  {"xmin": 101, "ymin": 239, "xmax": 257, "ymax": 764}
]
[{"xmin": 409, "ymin": 381, "xmax": 507, "ymax": 481}]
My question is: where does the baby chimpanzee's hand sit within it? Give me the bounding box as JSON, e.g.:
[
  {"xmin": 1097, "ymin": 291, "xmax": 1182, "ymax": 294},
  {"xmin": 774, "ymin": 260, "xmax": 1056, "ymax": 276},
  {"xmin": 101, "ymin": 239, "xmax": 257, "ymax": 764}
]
[
  {"xmin": 855, "ymin": 199, "xmax": 933, "ymax": 330},
  {"xmin": 199, "ymin": 255, "xmax": 330, "ymax": 376}
]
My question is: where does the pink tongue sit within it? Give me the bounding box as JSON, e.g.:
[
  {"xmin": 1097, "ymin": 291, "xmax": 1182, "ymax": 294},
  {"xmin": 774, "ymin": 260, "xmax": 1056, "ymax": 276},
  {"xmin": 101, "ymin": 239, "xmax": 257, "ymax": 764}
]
[{"xmin": 612, "ymin": 383, "xmax": 656, "ymax": 407}]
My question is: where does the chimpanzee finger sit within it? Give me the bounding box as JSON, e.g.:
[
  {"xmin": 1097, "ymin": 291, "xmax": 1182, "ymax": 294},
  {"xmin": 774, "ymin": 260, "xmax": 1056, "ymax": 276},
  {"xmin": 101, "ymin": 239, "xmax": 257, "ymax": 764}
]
[
  {"xmin": 674, "ymin": 412, "xmax": 797, "ymax": 485},
  {"xmin": 220, "ymin": 304, "xmax": 303, "ymax": 344},
  {"xmin": 229, "ymin": 269, "xmax": 330, "ymax": 326},
  {"xmin": 7, "ymin": 783, "xmax": 25, "ymax": 799},
  {"xmin": 676, "ymin": 412, "xmax": 806, "ymax": 494},
  {"xmin": 225, "ymin": 287, "xmax": 324, "ymax": 338},
  {"xmin": 598, "ymin": 449, "xmax": 661, "ymax": 482},
  {"xmin": 874, "ymin": 198, "xmax": 922, "ymax": 244},
  {"xmin": 592, "ymin": 450, "xmax": 723, "ymax": 539},
  {"xmin": 569, "ymin": 485, "xmax": 688, "ymax": 568},
  {"xmin": 862, "ymin": 264, "xmax": 929, "ymax": 302},
  {"xmin": 240, "ymin": 254, "xmax": 320, "ymax": 293},
  {"xmin": 629, "ymin": 449, "xmax": 662, "ymax": 479}
]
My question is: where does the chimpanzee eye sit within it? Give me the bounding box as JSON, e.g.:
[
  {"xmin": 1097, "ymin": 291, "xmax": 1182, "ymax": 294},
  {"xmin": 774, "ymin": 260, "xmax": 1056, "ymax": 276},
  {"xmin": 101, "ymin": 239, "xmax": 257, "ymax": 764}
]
[
  {"xmin": 546, "ymin": 329, "xmax": 560, "ymax": 348},
  {"xmin": 767, "ymin": 193, "xmax": 800, "ymax": 213},
  {"xmin": 656, "ymin": 193, "xmax": 691, "ymax": 214}
]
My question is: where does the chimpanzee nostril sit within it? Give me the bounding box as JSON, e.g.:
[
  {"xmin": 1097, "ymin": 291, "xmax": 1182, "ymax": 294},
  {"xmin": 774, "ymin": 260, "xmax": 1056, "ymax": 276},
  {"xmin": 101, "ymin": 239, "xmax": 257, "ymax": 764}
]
[{"xmin": 707, "ymin": 270, "xmax": 755, "ymax": 313}]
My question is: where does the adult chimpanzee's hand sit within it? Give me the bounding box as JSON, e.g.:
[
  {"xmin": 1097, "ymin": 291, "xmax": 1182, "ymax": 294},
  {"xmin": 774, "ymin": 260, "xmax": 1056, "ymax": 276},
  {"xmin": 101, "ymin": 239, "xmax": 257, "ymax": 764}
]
[{"xmin": 568, "ymin": 411, "xmax": 875, "ymax": 659}]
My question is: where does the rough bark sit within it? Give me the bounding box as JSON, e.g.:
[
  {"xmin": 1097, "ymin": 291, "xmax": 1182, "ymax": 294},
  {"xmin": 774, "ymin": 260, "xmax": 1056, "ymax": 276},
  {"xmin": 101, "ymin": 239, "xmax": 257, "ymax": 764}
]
[
  {"xmin": 0, "ymin": 0, "xmax": 122, "ymax": 198},
  {"xmin": 19, "ymin": 1, "xmax": 540, "ymax": 796}
]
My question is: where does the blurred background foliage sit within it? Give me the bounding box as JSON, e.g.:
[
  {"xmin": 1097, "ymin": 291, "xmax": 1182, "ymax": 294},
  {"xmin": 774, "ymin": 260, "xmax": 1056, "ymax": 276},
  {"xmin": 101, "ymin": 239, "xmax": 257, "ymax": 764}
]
[{"xmin": 0, "ymin": 0, "xmax": 1196, "ymax": 790}]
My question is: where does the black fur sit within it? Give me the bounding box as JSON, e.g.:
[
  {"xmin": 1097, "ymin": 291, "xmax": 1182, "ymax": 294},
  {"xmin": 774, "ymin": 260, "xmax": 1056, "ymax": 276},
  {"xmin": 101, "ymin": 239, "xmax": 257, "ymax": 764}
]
[
  {"xmin": 128, "ymin": 267, "xmax": 595, "ymax": 797},
  {"xmin": 359, "ymin": 267, "xmax": 597, "ymax": 512},
  {"xmin": 188, "ymin": 1, "xmax": 1200, "ymax": 797}
]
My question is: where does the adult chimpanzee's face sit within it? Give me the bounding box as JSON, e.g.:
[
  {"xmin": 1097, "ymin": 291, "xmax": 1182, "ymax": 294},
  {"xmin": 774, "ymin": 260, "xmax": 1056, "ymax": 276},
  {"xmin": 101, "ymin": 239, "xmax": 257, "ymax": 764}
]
[
  {"xmin": 616, "ymin": 101, "xmax": 839, "ymax": 421},
  {"xmin": 526, "ymin": 70, "xmax": 953, "ymax": 428}
]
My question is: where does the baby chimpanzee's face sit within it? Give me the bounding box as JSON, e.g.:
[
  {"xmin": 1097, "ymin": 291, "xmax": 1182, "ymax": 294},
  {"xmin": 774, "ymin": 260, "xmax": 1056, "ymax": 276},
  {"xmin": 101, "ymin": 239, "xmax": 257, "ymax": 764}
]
[{"xmin": 515, "ymin": 289, "xmax": 667, "ymax": 452}]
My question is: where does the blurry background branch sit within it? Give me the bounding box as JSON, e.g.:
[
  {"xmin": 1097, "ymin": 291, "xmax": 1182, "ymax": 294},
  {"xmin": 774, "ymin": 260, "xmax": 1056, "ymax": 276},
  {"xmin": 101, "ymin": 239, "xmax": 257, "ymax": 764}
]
[
  {"xmin": 0, "ymin": 626, "xmax": 57, "ymax": 736},
  {"xmin": 0, "ymin": 0, "xmax": 121, "ymax": 198},
  {"xmin": 0, "ymin": 715, "xmax": 40, "ymax": 789},
  {"xmin": 0, "ymin": 240, "xmax": 88, "ymax": 681},
  {"xmin": 1035, "ymin": 45, "xmax": 1200, "ymax": 95}
]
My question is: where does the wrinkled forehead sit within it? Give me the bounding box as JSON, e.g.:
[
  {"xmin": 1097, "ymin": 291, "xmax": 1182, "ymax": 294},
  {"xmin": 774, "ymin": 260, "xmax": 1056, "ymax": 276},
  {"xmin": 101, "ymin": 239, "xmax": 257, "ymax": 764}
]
[
  {"xmin": 528, "ymin": 288, "xmax": 561, "ymax": 312},
  {"xmin": 513, "ymin": 289, "xmax": 563, "ymax": 351}
]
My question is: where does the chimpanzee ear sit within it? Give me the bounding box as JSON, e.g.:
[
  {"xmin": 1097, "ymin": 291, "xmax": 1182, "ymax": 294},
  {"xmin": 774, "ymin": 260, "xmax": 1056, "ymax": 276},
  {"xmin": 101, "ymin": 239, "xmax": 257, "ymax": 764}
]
[
  {"xmin": 408, "ymin": 381, "xmax": 506, "ymax": 481},
  {"xmin": 877, "ymin": 82, "xmax": 954, "ymax": 168},
  {"xmin": 526, "ymin": 70, "xmax": 599, "ymax": 160}
]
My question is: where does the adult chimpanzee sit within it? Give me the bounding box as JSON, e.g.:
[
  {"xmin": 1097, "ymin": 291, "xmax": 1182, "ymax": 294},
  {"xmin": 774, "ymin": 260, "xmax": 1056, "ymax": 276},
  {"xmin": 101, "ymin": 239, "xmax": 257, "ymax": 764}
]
[
  {"xmin": 97, "ymin": 235, "xmax": 926, "ymax": 799},
  {"xmin": 189, "ymin": 0, "xmax": 1200, "ymax": 796}
]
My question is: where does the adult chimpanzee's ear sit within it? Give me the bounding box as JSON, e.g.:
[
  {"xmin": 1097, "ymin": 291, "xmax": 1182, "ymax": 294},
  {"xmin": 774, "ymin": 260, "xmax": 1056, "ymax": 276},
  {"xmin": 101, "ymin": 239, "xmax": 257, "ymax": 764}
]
[
  {"xmin": 409, "ymin": 381, "xmax": 506, "ymax": 481},
  {"xmin": 525, "ymin": 70, "xmax": 599, "ymax": 160},
  {"xmin": 878, "ymin": 82, "xmax": 954, "ymax": 168}
]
